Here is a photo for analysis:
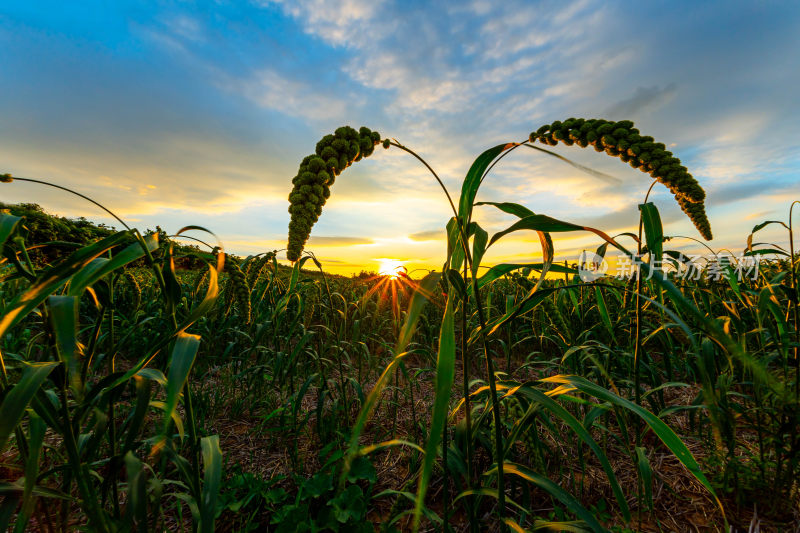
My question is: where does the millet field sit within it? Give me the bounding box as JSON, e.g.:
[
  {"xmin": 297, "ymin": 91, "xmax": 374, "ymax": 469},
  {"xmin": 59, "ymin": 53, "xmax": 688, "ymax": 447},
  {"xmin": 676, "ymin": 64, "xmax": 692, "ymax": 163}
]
[{"xmin": 0, "ymin": 119, "xmax": 798, "ymax": 532}]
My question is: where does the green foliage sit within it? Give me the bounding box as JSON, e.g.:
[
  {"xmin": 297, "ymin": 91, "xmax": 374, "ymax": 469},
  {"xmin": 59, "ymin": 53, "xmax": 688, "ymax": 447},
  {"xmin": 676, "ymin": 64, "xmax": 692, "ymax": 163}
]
[
  {"xmin": 0, "ymin": 201, "xmax": 116, "ymax": 264},
  {"xmin": 0, "ymin": 200, "xmax": 225, "ymax": 531},
  {"xmin": 1, "ymin": 115, "xmax": 798, "ymax": 533},
  {"xmin": 270, "ymin": 448, "xmax": 376, "ymax": 532}
]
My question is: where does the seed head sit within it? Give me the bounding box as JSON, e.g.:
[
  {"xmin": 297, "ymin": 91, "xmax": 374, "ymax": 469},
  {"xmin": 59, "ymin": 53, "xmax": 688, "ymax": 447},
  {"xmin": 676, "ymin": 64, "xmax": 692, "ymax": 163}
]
[
  {"xmin": 223, "ymin": 256, "xmax": 252, "ymax": 324},
  {"xmin": 529, "ymin": 118, "xmax": 711, "ymax": 239},
  {"xmin": 287, "ymin": 126, "xmax": 381, "ymax": 261}
]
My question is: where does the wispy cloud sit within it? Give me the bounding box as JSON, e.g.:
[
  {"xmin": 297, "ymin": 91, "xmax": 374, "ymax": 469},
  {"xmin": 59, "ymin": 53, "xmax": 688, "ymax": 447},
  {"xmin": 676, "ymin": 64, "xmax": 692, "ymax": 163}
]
[
  {"xmin": 605, "ymin": 84, "xmax": 677, "ymax": 118},
  {"xmin": 308, "ymin": 235, "xmax": 374, "ymax": 245},
  {"xmin": 264, "ymin": 0, "xmax": 383, "ymax": 48},
  {"xmin": 409, "ymin": 229, "xmax": 443, "ymax": 242},
  {"xmin": 224, "ymin": 69, "xmax": 350, "ymax": 122}
]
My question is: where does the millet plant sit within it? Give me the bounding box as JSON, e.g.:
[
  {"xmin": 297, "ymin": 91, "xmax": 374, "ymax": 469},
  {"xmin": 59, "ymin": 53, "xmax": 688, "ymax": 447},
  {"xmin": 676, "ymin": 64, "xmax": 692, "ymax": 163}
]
[{"xmin": 284, "ymin": 120, "xmax": 752, "ymax": 531}]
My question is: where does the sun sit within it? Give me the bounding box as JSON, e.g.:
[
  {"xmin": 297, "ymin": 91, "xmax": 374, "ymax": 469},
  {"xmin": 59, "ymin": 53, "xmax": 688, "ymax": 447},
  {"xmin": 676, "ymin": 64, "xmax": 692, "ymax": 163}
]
[{"xmin": 377, "ymin": 258, "xmax": 406, "ymax": 279}]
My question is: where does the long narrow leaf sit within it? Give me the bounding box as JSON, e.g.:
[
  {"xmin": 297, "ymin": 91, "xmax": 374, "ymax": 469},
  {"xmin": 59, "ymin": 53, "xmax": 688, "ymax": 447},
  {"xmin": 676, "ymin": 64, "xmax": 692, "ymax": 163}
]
[
  {"xmin": 492, "ymin": 462, "xmax": 604, "ymax": 533},
  {"xmin": 161, "ymin": 333, "xmax": 201, "ymax": 439},
  {"xmin": 47, "ymin": 296, "xmax": 83, "ymax": 396},
  {"xmin": 543, "ymin": 374, "xmax": 725, "ymax": 521},
  {"xmin": 413, "ymin": 295, "xmax": 456, "ymax": 531},
  {"xmin": 458, "ymin": 144, "xmax": 516, "ymax": 222},
  {"xmin": 0, "ymin": 362, "xmax": 58, "ymax": 452},
  {"xmin": 200, "ymin": 435, "xmax": 222, "ymax": 533},
  {"xmin": 0, "ymin": 231, "xmax": 130, "ymax": 337}
]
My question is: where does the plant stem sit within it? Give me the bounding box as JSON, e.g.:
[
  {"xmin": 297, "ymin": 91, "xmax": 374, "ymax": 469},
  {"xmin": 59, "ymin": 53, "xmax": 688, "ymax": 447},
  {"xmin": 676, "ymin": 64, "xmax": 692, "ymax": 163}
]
[
  {"xmin": 462, "ymin": 261, "xmax": 477, "ymax": 533},
  {"xmin": 469, "ymin": 273, "xmax": 506, "ymax": 523}
]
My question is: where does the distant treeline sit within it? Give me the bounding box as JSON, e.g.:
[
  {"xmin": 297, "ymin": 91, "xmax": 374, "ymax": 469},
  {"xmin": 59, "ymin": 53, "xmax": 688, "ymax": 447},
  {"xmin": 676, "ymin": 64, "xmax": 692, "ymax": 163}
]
[{"xmin": 0, "ymin": 202, "xmax": 207, "ymax": 269}]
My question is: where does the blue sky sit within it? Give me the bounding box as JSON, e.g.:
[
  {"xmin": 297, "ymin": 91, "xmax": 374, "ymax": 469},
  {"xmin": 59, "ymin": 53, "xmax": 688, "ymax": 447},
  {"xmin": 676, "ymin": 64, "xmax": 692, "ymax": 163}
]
[{"xmin": 1, "ymin": 1, "xmax": 799, "ymax": 273}]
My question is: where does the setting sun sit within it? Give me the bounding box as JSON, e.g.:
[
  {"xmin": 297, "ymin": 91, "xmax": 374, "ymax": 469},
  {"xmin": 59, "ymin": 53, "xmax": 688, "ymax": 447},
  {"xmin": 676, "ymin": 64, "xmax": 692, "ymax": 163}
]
[{"xmin": 377, "ymin": 258, "xmax": 406, "ymax": 278}]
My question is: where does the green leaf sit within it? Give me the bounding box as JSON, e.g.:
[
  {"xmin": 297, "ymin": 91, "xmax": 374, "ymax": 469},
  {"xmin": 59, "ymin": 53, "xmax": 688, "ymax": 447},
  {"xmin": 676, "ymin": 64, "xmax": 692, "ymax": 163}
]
[
  {"xmin": 347, "ymin": 456, "xmax": 377, "ymax": 484},
  {"xmin": 744, "ymin": 248, "xmax": 789, "ymax": 257},
  {"xmin": 751, "ymin": 220, "xmax": 788, "ymax": 233},
  {"xmin": 330, "ymin": 485, "xmax": 366, "ymax": 524},
  {"xmin": 489, "ymin": 214, "xmax": 582, "ymax": 247},
  {"xmin": 162, "ymin": 333, "xmax": 201, "ymax": 439},
  {"xmin": 0, "ymin": 231, "xmax": 130, "ymax": 338},
  {"xmin": 475, "ymin": 264, "xmax": 528, "ymax": 289},
  {"xmin": 68, "ymin": 233, "xmax": 159, "ymax": 295},
  {"xmin": 413, "ymin": 295, "xmax": 456, "ymax": 531},
  {"xmin": 543, "ymin": 374, "xmax": 725, "ymax": 521},
  {"xmin": 304, "ymin": 472, "xmax": 333, "ymax": 499},
  {"xmin": 474, "ymin": 262, "xmax": 576, "ymax": 292},
  {"xmin": 177, "ymin": 263, "xmax": 219, "ymax": 333},
  {"xmin": 13, "ymin": 413, "xmax": 46, "ymax": 533},
  {"xmin": 289, "ymin": 256, "xmax": 314, "ymax": 293},
  {"xmin": 746, "ymin": 220, "xmax": 788, "ymax": 252},
  {"xmin": 200, "ymin": 435, "xmax": 222, "ymax": 533},
  {"xmin": 357, "ymin": 439, "xmax": 425, "ymax": 457},
  {"xmin": 452, "ymin": 487, "xmax": 528, "ymax": 515},
  {"xmin": 639, "ymin": 202, "xmax": 663, "ymax": 263},
  {"xmin": 497, "ymin": 380, "xmax": 630, "ymax": 522},
  {"xmin": 475, "ymin": 201, "xmax": 557, "ymax": 337},
  {"xmin": 0, "ymin": 494, "xmax": 19, "ymax": 532},
  {"xmin": 635, "ymin": 446, "xmax": 653, "ymax": 511},
  {"xmin": 594, "ymin": 286, "xmax": 614, "ymax": 338},
  {"xmin": 47, "ymin": 296, "xmax": 83, "ymax": 397},
  {"xmin": 491, "ymin": 462, "xmax": 604, "ymax": 533},
  {"xmin": 162, "ymin": 244, "xmax": 183, "ymax": 314},
  {"xmin": 124, "ymin": 375, "xmax": 154, "ymax": 453},
  {"xmin": 0, "ymin": 362, "xmax": 58, "ymax": 452},
  {"xmin": 458, "ymin": 144, "xmax": 515, "ymax": 222},
  {"xmin": 0, "ymin": 213, "xmax": 23, "ymax": 249},
  {"xmin": 471, "ymin": 223, "xmax": 489, "ymax": 278},
  {"xmin": 484, "ymin": 286, "xmax": 566, "ymax": 338},
  {"xmin": 445, "ymin": 268, "xmax": 466, "ymax": 299},
  {"xmin": 124, "ymin": 452, "xmax": 148, "ymax": 530},
  {"xmin": 373, "ymin": 490, "xmax": 442, "ymax": 525},
  {"xmin": 136, "ymin": 368, "xmax": 167, "ymax": 387},
  {"xmin": 446, "ymin": 216, "xmax": 466, "ymax": 272},
  {"xmin": 475, "ymin": 201, "xmax": 534, "ymax": 219}
]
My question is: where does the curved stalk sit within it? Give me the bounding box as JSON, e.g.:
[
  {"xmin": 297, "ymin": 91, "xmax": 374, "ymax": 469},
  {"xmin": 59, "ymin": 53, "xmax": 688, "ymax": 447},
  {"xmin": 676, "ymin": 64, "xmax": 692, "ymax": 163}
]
[
  {"xmin": 3, "ymin": 176, "xmax": 131, "ymax": 231},
  {"xmin": 789, "ymin": 201, "xmax": 799, "ymax": 374},
  {"xmin": 788, "ymin": 201, "xmax": 799, "ymax": 407},
  {"xmin": 386, "ymin": 140, "xmax": 507, "ymax": 527},
  {"xmin": 387, "ymin": 141, "xmax": 460, "ymax": 222},
  {"xmin": 461, "ymin": 260, "xmax": 477, "ymax": 532}
]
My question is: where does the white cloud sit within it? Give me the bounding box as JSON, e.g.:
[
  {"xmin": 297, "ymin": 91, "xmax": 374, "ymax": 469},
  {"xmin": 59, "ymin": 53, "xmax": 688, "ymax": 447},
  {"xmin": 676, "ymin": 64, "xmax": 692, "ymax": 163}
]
[
  {"xmin": 264, "ymin": 0, "xmax": 383, "ymax": 48},
  {"xmin": 224, "ymin": 69, "xmax": 349, "ymax": 122}
]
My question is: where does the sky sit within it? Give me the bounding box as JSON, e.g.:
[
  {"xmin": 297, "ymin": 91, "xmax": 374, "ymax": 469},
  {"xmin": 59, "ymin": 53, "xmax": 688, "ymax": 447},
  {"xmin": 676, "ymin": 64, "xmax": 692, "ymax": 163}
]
[{"xmin": 1, "ymin": 1, "xmax": 799, "ymax": 275}]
